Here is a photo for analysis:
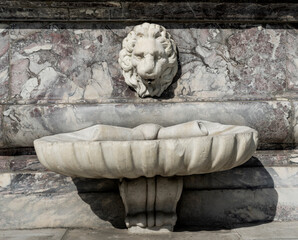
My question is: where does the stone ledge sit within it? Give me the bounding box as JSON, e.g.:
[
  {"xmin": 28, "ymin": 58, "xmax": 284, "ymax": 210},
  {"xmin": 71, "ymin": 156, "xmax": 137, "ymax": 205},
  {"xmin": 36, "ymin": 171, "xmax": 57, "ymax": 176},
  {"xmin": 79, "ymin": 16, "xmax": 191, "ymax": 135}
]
[
  {"xmin": 0, "ymin": 150, "xmax": 296, "ymax": 171},
  {"xmin": 0, "ymin": 151, "xmax": 297, "ymax": 194},
  {"xmin": 0, "ymin": 166, "xmax": 297, "ymax": 195},
  {"xmin": 1, "ymin": 102, "xmax": 294, "ymax": 149},
  {"xmin": 0, "ymin": 1, "xmax": 297, "ymax": 22},
  {"xmin": 1, "ymin": 221, "xmax": 298, "ymax": 239}
]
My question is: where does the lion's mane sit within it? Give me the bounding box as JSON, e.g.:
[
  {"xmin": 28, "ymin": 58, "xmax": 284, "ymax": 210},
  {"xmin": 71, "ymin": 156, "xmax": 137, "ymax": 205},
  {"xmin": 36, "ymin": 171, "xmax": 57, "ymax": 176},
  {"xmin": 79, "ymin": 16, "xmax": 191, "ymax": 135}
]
[{"xmin": 118, "ymin": 23, "xmax": 178, "ymax": 97}]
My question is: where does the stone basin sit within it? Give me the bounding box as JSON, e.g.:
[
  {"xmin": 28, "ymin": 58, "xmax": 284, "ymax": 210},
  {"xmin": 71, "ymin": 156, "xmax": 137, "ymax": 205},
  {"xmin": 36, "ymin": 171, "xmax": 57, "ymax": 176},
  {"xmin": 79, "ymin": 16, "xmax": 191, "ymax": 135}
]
[
  {"xmin": 34, "ymin": 120, "xmax": 258, "ymax": 232},
  {"xmin": 34, "ymin": 120, "xmax": 258, "ymax": 179}
]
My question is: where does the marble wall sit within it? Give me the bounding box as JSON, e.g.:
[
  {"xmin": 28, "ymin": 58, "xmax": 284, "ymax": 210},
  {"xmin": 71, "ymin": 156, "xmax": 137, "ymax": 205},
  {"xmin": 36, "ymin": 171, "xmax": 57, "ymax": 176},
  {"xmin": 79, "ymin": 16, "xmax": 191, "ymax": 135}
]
[{"xmin": 0, "ymin": 22, "xmax": 297, "ymax": 149}]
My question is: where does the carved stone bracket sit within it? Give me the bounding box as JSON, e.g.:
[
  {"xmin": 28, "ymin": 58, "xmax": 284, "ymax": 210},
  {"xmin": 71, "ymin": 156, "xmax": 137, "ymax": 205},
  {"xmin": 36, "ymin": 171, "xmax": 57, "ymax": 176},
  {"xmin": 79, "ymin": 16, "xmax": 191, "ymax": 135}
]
[{"xmin": 119, "ymin": 176, "xmax": 183, "ymax": 232}]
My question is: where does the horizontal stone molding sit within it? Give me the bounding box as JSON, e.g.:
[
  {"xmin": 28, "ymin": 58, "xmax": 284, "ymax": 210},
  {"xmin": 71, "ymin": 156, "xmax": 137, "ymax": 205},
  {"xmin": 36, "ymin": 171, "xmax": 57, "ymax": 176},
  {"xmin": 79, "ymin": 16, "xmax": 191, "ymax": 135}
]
[
  {"xmin": 0, "ymin": 1, "xmax": 297, "ymax": 22},
  {"xmin": 0, "ymin": 150, "xmax": 296, "ymax": 172},
  {"xmin": 1, "ymin": 101, "xmax": 294, "ymax": 149},
  {"xmin": 0, "ymin": 166, "xmax": 297, "ymax": 195},
  {"xmin": 0, "ymin": 151, "xmax": 297, "ymax": 194}
]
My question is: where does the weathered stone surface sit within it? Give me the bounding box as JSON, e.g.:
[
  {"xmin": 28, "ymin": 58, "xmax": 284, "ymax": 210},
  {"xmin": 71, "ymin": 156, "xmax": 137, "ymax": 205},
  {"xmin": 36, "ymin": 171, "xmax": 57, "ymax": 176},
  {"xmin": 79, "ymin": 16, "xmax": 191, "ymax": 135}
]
[
  {"xmin": 0, "ymin": 192, "xmax": 125, "ymax": 229},
  {"xmin": 0, "ymin": 105, "xmax": 2, "ymax": 147},
  {"xmin": 0, "ymin": 155, "xmax": 43, "ymax": 172},
  {"xmin": 170, "ymin": 26, "xmax": 287, "ymax": 101},
  {"xmin": 1, "ymin": 222, "xmax": 298, "ymax": 239},
  {"xmin": 235, "ymin": 221, "xmax": 298, "ymax": 240},
  {"xmin": 0, "ymin": 1, "xmax": 121, "ymax": 9},
  {"xmin": 0, "ymin": 7, "xmax": 68, "ymax": 20},
  {"xmin": 0, "ymin": 150, "xmax": 293, "ymax": 173},
  {"xmin": 0, "ymin": 156, "xmax": 11, "ymax": 172},
  {"xmin": 7, "ymin": 23, "xmax": 291, "ymax": 103},
  {"xmin": 289, "ymin": 150, "xmax": 298, "ymax": 164},
  {"xmin": 184, "ymin": 167, "xmax": 298, "ymax": 190},
  {"xmin": 69, "ymin": 8, "xmax": 110, "ymax": 20},
  {"xmin": 294, "ymin": 102, "xmax": 298, "ymax": 147},
  {"xmin": 1, "ymin": 166, "xmax": 297, "ymax": 195},
  {"xmin": 63, "ymin": 228, "xmax": 240, "ymax": 240},
  {"xmin": 9, "ymin": 23, "xmax": 124, "ymax": 103},
  {"xmin": 0, "ymin": 229, "xmax": 67, "ymax": 240},
  {"xmin": 0, "ymin": 24, "xmax": 9, "ymax": 103},
  {"xmin": 9, "ymin": 155, "xmax": 46, "ymax": 172},
  {"xmin": 117, "ymin": 2, "xmax": 298, "ymax": 22},
  {"xmin": 0, "ymin": 172, "xmax": 118, "ymax": 194},
  {"xmin": 178, "ymin": 188, "xmax": 298, "ymax": 227},
  {"xmin": 1, "ymin": 188, "xmax": 297, "ymax": 229},
  {"xmin": 286, "ymin": 27, "xmax": 298, "ymax": 90},
  {"xmin": 0, "ymin": 1, "xmax": 296, "ymax": 22},
  {"xmin": 244, "ymin": 150, "xmax": 291, "ymax": 167},
  {"xmin": 0, "ymin": 147, "xmax": 36, "ymax": 156},
  {"xmin": 2, "ymin": 101, "xmax": 292, "ymax": 148}
]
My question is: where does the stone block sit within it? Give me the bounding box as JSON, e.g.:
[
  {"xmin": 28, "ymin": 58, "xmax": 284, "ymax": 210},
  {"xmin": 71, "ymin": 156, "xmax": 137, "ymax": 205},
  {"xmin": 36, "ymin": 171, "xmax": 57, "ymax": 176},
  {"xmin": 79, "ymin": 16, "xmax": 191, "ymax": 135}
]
[
  {"xmin": 0, "ymin": 172, "xmax": 118, "ymax": 194},
  {"xmin": 169, "ymin": 26, "xmax": 288, "ymax": 101},
  {"xmin": 0, "ymin": 7, "xmax": 68, "ymax": 20},
  {"xmin": 0, "ymin": 24, "xmax": 9, "ymax": 103},
  {"xmin": 0, "ymin": 1, "xmax": 296, "ymax": 22},
  {"xmin": 184, "ymin": 166, "xmax": 298, "ymax": 190},
  {"xmin": 9, "ymin": 155, "xmax": 46, "ymax": 172},
  {"xmin": 63, "ymin": 228, "xmax": 240, "ymax": 240},
  {"xmin": 9, "ymin": 23, "xmax": 125, "ymax": 103},
  {"xmin": 0, "ymin": 105, "xmax": 3, "ymax": 147},
  {"xmin": 0, "ymin": 192, "xmax": 125, "ymax": 229},
  {"xmin": 0, "ymin": 156, "xmax": 11, "ymax": 172},
  {"xmin": 177, "ymin": 188, "xmax": 298, "ymax": 227},
  {"xmin": 0, "ymin": 229, "xmax": 67, "ymax": 240},
  {"xmin": 1, "ymin": 166, "xmax": 297, "ymax": 195},
  {"xmin": 0, "ymin": 147, "xmax": 35, "ymax": 156},
  {"xmin": 286, "ymin": 27, "xmax": 298, "ymax": 90},
  {"xmin": 235, "ymin": 221, "xmax": 298, "ymax": 240},
  {"xmin": 294, "ymin": 101, "xmax": 298, "ymax": 147},
  {"xmin": 245, "ymin": 150, "xmax": 290, "ymax": 167},
  {"xmin": 120, "ymin": 2, "xmax": 203, "ymax": 21},
  {"xmin": 2, "ymin": 101, "xmax": 292, "ymax": 148},
  {"xmin": 200, "ymin": 3, "xmax": 297, "ymax": 22},
  {"xmin": 69, "ymin": 8, "xmax": 110, "ymax": 20},
  {"xmin": 117, "ymin": 2, "xmax": 297, "ymax": 22}
]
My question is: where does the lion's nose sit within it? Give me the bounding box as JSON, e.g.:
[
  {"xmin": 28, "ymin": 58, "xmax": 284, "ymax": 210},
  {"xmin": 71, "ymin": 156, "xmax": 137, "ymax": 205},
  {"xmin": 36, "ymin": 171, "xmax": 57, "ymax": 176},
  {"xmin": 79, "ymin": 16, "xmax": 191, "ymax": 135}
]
[{"xmin": 142, "ymin": 54, "xmax": 155, "ymax": 74}]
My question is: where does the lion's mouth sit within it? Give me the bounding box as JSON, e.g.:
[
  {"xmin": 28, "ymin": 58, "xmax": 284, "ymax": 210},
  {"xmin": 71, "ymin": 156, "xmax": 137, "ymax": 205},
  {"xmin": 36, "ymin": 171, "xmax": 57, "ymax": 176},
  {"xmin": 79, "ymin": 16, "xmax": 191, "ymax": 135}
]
[{"xmin": 144, "ymin": 79, "xmax": 155, "ymax": 84}]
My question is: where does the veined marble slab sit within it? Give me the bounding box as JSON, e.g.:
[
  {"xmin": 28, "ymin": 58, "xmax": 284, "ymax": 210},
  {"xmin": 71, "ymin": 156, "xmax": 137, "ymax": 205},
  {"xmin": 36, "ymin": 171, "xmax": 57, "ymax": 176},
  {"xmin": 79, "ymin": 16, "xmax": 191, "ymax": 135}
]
[
  {"xmin": 5, "ymin": 23, "xmax": 291, "ymax": 103},
  {"xmin": 0, "ymin": 24, "xmax": 9, "ymax": 103},
  {"xmin": 2, "ymin": 101, "xmax": 292, "ymax": 148},
  {"xmin": 1, "ymin": 166, "xmax": 298, "ymax": 195}
]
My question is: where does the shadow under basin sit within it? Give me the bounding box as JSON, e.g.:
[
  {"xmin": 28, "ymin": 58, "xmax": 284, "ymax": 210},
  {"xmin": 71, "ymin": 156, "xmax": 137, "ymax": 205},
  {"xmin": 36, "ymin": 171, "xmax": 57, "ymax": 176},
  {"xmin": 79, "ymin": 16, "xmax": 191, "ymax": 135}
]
[{"xmin": 73, "ymin": 157, "xmax": 278, "ymax": 231}]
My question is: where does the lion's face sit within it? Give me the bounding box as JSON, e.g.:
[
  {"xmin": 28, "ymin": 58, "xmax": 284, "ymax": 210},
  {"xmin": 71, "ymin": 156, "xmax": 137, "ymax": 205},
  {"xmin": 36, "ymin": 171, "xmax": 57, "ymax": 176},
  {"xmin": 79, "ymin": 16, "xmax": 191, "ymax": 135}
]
[
  {"xmin": 118, "ymin": 23, "xmax": 178, "ymax": 98},
  {"xmin": 132, "ymin": 37, "xmax": 168, "ymax": 87}
]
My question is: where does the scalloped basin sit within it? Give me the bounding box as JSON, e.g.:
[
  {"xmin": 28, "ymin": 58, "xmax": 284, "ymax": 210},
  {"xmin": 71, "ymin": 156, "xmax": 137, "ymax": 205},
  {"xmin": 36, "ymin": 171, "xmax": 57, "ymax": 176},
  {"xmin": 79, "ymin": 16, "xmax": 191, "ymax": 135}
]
[{"xmin": 34, "ymin": 121, "xmax": 258, "ymax": 179}]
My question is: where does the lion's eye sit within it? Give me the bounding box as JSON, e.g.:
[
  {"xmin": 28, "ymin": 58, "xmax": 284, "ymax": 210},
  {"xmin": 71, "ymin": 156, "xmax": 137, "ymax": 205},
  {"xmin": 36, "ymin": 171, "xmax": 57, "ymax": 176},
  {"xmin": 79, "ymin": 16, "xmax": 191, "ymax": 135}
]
[
  {"xmin": 135, "ymin": 53, "xmax": 144, "ymax": 59},
  {"xmin": 155, "ymin": 54, "xmax": 162, "ymax": 60}
]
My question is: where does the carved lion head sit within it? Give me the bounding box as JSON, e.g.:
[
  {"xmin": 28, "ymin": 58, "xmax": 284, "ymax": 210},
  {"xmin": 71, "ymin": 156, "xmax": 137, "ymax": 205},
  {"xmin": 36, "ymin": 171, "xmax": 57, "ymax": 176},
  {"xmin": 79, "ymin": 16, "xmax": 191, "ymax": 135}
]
[{"xmin": 118, "ymin": 23, "xmax": 178, "ymax": 97}]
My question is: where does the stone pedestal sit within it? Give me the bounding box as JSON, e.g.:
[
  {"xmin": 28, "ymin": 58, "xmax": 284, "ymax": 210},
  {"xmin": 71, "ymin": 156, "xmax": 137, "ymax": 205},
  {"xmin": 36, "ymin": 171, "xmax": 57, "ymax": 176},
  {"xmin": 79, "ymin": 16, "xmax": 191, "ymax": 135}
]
[{"xmin": 119, "ymin": 176, "xmax": 183, "ymax": 232}]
